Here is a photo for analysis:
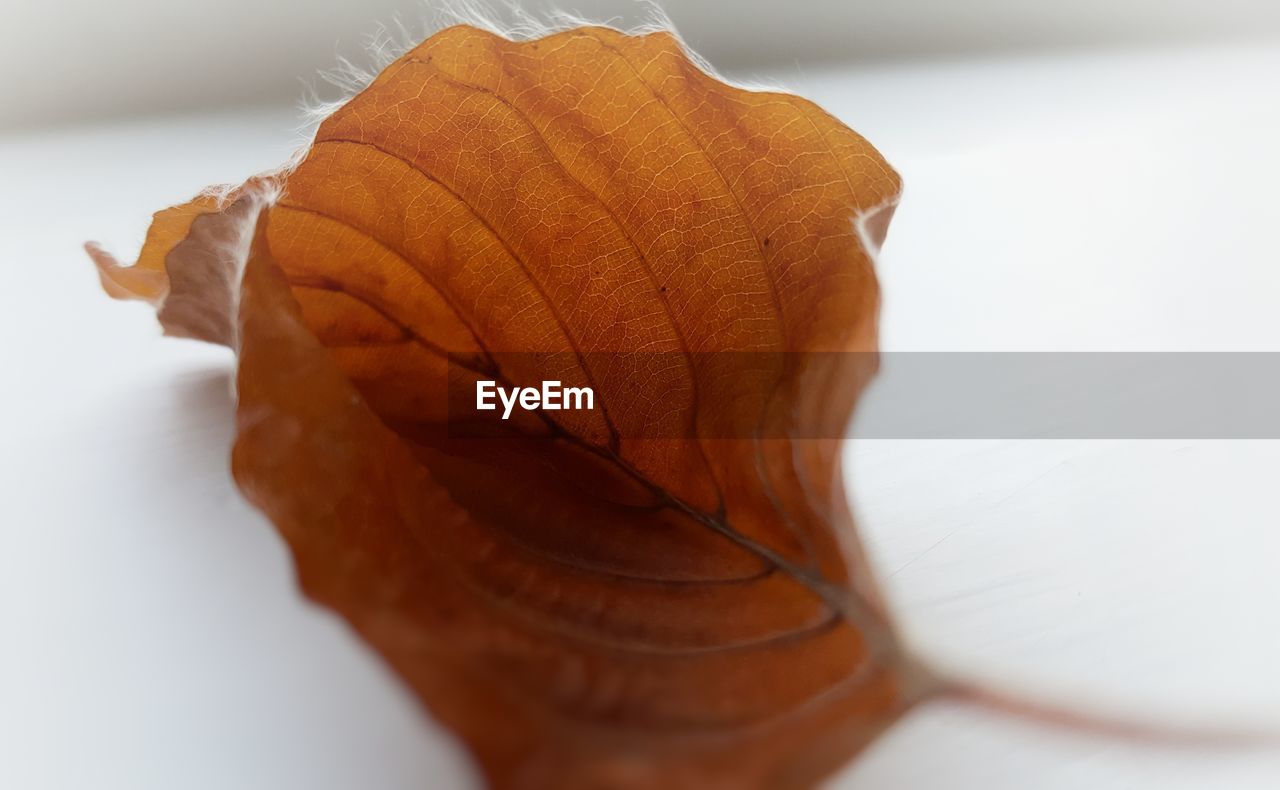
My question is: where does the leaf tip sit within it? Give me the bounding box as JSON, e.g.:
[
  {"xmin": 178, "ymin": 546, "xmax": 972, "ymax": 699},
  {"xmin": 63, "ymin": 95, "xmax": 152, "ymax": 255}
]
[{"xmin": 85, "ymin": 240, "xmax": 166, "ymax": 303}]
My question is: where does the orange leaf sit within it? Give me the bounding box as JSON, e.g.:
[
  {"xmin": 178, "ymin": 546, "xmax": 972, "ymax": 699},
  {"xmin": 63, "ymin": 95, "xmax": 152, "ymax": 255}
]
[{"xmin": 91, "ymin": 24, "xmax": 913, "ymax": 790}]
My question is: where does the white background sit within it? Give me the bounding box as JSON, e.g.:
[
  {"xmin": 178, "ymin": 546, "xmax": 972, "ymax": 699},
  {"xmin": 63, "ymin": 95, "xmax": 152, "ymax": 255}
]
[
  {"xmin": 2, "ymin": 2, "xmax": 1279, "ymax": 788},
  {"xmin": 4, "ymin": 0, "xmax": 1280, "ymax": 129}
]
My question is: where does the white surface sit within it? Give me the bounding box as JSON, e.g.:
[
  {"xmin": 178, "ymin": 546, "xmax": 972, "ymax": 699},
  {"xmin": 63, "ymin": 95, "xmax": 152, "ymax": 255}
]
[
  {"xmin": 4, "ymin": 0, "xmax": 1280, "ymax": 129},
  {"xmin": 3, "ymin": 41, "xmax": 1279, "ymax": 789}
]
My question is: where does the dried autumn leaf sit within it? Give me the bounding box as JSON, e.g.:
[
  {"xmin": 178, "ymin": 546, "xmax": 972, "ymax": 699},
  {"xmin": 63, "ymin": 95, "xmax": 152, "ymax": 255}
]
[{"xmin": 88, "ymin": 22, "xmax": 920, "ymax": 790}]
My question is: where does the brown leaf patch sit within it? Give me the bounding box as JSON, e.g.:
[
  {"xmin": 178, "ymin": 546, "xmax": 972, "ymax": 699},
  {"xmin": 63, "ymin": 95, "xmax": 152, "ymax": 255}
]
[{"xmin": 91, "ymin": 24, "xmax": 911, "ymax": 790}]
